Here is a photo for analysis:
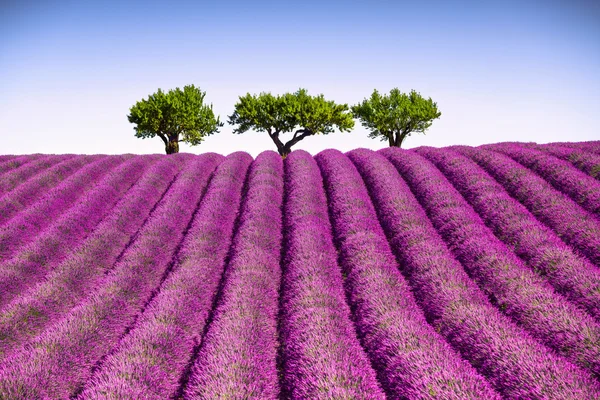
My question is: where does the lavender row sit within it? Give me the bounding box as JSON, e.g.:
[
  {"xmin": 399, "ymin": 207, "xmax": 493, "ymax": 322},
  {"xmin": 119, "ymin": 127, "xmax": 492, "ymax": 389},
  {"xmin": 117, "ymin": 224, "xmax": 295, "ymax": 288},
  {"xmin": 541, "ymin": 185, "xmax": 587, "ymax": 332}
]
[
  {"xmin": 0, "ymin": 155, "xmax": 184, "ymax": 361},
  {"xmin": 536, "ymin": 144, "xmax": 600, "ymax": 180},
  {"xmin": 0, "ymin": 154, "xmax": 43, "ymax": 177},
  {"xmin": 417, "ymin": 146, "xmax": 600, "ymax": 321},
  {"xmin": 342, "ymin": 148, "xmax": 599, "ymax": 398},
  {"xmin": 552, "ymin": 141, "xmax": 600, "ymax": 155},
  {"xmin": 79, "ymin": 153, "xmax": 248, "ymax": 399},
  {"xmin": 0, "ymin": 154, "xmax": 222, "ymax": 399},
  {"xmin": 318, "ymin": 149, "xmax": 500, "ymax": 399},
  {"xmin": 0, "ymin": 154, "xmax": 128, "ymax": 261},
  {"xmin": 455, "ymin": 146, "xmax": 600, "ymax": 267},
  {"xmin": 0, "ymin": 154, "xmax": 100, "ymax": 226},
  {"xmin": 278, "ymin": 150, "xmax": 385, "ymax": 399},
  {"xmin": 382, "ymin": 147, "xmax": 600, "ymax": 377},
  {"xmin": 0, "ymin": 155, "xmax": 74, "ymax": 197},
  {"xmin": 0, "ymin": 155, "xmax": 18, "ymax": 165},
  {"xmin": 185, "ymin": 151, "xmax": 283, "ymax": 399},
  {"xmin": 0, "ymin": 155, "xmax": 158, "ymax": 309},
  {"xmin": 487, "ymin": 143, "xmax": 600, "ymax": 215}
]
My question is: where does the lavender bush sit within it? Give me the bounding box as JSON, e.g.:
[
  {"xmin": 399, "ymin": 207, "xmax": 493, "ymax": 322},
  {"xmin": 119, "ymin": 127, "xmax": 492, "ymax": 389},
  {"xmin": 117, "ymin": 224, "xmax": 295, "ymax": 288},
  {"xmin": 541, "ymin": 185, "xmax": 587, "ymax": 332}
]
[
  {"xmin": 381, "ymin": 147, "xmax": 600, "ymax": 377},
  {"xmin": 487, "ymin": 143, "xmax": 600, "ymax": 215},
  {"xmin": 0, "ymin": 155, "xmax": 73, "ymax": 197},
  {"xmin": 0, "ymin": 154, "xmax": 158, "ymax": 309},
  {"xmin": 185, "ymin": 151, "xmax": 283, "ymax": 399},
  {"xmin": 550, "ymin": 141, "xmax": 600, "ymax": 155},
  {"xmin": 0, "ymin": 154, "xmax": 100, "ymax": 225},
  {"xmin": 335, "ymin": 148, "xmax": 599, "ymax": 398},
  {"xmin": 0, "ymin": 142, "xmax": 596, "ymax": 398},
  {"xmin": 455, "ymin": 146, "xmax": 600, "ymax": 267},
  {"xmin": 536, "ymin": 144, "xmax": 600, "ymax": 180},
  {"xmin": 318, "ymin": 149, "xmax": 501, "ymax": 399},
  {"xmin": 0, "ymin": 153, "xmax": 221, "ymax": 398},
  {"xmin": 417, "ymin": 146, "xmax": 600, "ymax": 321},
  {"xmin": 279, "ymin": 150, "xmax": 385, "ymax": 399},
  {"xmin": 0, "ymin": 155, "xmax": 183, "ymax": 360},
  {"xmin": 78, "ymin": 152, "xmax": 249, "ymax": 399},
  {"xmin": 0, "ymin": 154, "xmax": 44, "ymax": 177},
  {"xmin": 0, "ymin": 155, "xmax": 128, "ymax": 261}
]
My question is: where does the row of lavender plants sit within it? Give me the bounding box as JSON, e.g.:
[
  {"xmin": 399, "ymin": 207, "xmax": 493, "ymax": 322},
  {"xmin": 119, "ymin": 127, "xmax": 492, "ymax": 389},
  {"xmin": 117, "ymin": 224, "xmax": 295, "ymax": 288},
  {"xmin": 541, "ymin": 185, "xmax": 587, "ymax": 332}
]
[
  {"xmin": 0, "ymin": 155, "xmax": 159, "ymax": 309},
  {"xmin": 78, "ymin": 152, "xmax": 249, "ymax": 399},
  {"xmin": 537, "ymin": 144, "xmax": 600, "ymax": 180},
  {"xmin": 184, "ymin": 151, "xmax": 284, "ymax": 399},
  {"xmin": 344, "ymin": 148, "xmax": 599, "ymax": 398},
  {"xmin": 455, "ymin": 146, "xmax": 600, "ymax": 267},
  {"xmin": 278, "ymin": 150, "xmax": 385, "ymax": 399},
  {"xmin": 550, "ymin": 141, "xmax": 600, "ymax": 155},
  {"xmin": 416, "ymin": 146, "xmax": 600, "ymax": 322},
  {"xmin": 0, "ymin": 154, "xmax": 44, "ymax": 177},
  {"xmin": 0, "ymin": 154, "xmax": 100, "ymax": 226},
  {"xmin": 0, "ymin": 155, "xmax": 184, "ymax": 360},
  {"xmin": 0, "ymin": 155, "xmax": 19, "ymax": 166},
  {"xmin": 0, "ymin": 155, "xmax": 74, "ymax": 197},
  {"xmin": 381, "ymin": 147, "xmax": 600, "ymax": 377},
  {"xmin": 317, "ymin": 149, "xmax": 500, "ymax": 399},
  {"xmin": 486, "ymin": 143, "xmax": 600, "ymax": 215},
  {"xmin": 0, "ymin": 154, "xmax": 222, "ymax": 398},
  {"xmin": 0, "ymin": 155, "xmax": 129, "ymax": 262}
]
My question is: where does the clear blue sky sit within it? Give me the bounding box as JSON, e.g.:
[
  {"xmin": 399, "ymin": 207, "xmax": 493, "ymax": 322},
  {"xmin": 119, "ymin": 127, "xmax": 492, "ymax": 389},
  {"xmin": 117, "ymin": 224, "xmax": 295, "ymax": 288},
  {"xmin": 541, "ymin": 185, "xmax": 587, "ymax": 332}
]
[{"xmin": 1, "ymin": 0, "xmax": 598, "ymax": 156}]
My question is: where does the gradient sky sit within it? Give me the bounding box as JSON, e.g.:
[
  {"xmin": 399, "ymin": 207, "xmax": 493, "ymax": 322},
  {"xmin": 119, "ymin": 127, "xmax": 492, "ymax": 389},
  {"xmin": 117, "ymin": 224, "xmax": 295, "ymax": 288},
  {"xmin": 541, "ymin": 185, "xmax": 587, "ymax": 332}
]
[{"xmin": 1, "ymin": 0, "xmax": 598, "ymax": 156}]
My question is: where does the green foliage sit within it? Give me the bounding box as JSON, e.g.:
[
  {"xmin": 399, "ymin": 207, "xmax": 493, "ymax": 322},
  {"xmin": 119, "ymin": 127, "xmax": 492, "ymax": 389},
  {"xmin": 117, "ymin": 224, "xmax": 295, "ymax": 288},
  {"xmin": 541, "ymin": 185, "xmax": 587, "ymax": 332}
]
[
  {"xmin": 127, "ymin": 85, "xmax": 223, "ymax": 154},
  {"xmin": 228, "ymin": 88, "xmax": 354, "ymax": 157},
  {"xmin": 352, "ymin": 88, "xmax": 441, "ymax": 147}
]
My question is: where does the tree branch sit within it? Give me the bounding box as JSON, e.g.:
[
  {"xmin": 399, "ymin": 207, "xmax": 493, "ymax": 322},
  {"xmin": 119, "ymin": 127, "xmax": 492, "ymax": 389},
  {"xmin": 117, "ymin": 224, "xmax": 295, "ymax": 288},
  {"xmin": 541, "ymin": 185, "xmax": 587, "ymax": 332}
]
[
  {"xmin": 292, "ymin": 129, "xmax": 304, "ymax": 140},
  {"xmin": 157, "ymin": 133, "xmax": 168, "ymax": 145},
  {"xmin": 284, "ymin": 128, "xmax": 313, "ymax": 149}
]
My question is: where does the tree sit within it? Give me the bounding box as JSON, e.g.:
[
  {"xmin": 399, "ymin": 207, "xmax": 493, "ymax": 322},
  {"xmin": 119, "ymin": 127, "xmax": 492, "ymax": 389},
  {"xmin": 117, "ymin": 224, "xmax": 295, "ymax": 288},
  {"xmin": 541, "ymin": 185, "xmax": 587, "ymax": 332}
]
[
  {"xmin": 228, "ymin": 88, "xmax": 354, "ymax": 157},
  {"xmin": 352, "ymin": 88, "xmax": 441, "ymax": 147},
  {"xmin": 127, "ymin": 85, "xmax": 223, "ymax": 154}
]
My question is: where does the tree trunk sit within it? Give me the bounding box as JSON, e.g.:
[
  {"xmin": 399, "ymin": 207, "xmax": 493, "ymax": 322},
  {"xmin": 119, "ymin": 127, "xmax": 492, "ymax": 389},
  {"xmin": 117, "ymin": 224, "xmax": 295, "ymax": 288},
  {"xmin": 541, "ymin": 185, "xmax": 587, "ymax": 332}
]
[
  {"xmin": 390, "ymin": 132, "xmax": 406, "ymax": 148},
  {"xmin": 165, "ymin": 140, "xmax": 179, "ymax": 154},
  {"xmin": 269, "ymin": 132, "xmax": 288, "ymax": 158},
  {"xmin": 388, "ymin": 134, "xmax": 394, "ymax": 147},
  {"xmin": 280, "ymin": 145, "xmax": 292, "ymax": 159}
]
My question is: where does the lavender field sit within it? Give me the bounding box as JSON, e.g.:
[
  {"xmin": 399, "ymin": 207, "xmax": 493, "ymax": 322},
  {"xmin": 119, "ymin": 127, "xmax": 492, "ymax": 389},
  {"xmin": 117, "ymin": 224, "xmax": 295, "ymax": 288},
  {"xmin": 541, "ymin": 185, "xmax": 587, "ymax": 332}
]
[{"xmin": 0, "ymin": 141, "xmax": 599, "ymax": 399}]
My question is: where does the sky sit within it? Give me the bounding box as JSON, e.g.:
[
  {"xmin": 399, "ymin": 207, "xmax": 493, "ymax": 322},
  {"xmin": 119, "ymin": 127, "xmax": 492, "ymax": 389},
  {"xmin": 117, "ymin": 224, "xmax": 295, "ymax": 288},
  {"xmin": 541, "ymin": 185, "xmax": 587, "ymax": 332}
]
[{"xmin": 1, "ymin": 0, "xmax": 598, "ymax": 156}]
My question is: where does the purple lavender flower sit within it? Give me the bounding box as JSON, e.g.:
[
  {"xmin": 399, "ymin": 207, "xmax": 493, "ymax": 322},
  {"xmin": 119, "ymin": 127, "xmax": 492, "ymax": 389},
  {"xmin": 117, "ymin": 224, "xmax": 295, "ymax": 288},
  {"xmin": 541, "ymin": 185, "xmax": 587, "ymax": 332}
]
[
  {"xmin": 0, "ymin": 155, "xmax": 130, "ymax": 261},
  {"xmin": 184, "ymin": 151, "xmax": 283, "ymax": 399},
  {"xmin": 486, "ymin": 143, "xmax": 600, "ymax": 215},
  {"xmin": 78, "ymin": 153, "xmax": 252, "ymax": 399},
  {"xmin": 319, "ymin": 149, "xmax": 501, "ymax": 399},
  {"xmin": 0, "ymin": 154, "xmax": 184, "ymax": 361},
  {"xmin": 536, "ymin": 144, "xmax": 600, "ymax": 180},
  {"xmin": 380, "ymin": 147, "xmax": 600, "ymax": 377},
  {"xmin": 455, "ymin": 145, "xmax": 600, "ymax": 267},
  {"xmin": 0, "ymin": 155, "xmax": 68, "ymax": 196},
  {"xmin": 329, "ymin": 147, "xmax": 599, "ymax": 399},
  {"xmin": 0, "ymin": 154, "xmax": 159, "ymax": 309},
  {"xmin": 0, "ymin": 153, "xmax": 222, "ymax": 399},
  {"xmin": 279, "ymin": 150, "xmax": 386, "ymax": 399},
  {"xmin": 417, "ymin": 146, "xmax": 600, "ymax": 321},
  {"xmin": 0, "ymin": 154, "xmax": 101, "ymax": 225}
]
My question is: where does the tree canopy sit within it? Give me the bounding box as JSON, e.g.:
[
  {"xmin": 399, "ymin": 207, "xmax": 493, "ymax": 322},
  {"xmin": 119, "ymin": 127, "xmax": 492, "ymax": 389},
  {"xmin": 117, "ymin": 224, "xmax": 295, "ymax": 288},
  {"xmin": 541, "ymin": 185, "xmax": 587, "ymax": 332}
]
[
  {"xmin": 127, "ymin": 85, "xmax": 222, "ymax": 154},
  {"xmin": 228, "ymin": 88, "xmax": 354, "ymax": 157},
  {"xmin": 352, "ymin": 88, "xmax": 441, "ymax": 147}
]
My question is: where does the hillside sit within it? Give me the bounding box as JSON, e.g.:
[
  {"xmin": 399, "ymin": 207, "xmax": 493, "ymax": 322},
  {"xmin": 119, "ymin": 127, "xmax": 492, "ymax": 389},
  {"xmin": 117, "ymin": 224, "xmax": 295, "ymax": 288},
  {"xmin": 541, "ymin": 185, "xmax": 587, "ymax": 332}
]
[{"xmin": 0, "ymin": 141, "xmax": 599, "ymax": 399}]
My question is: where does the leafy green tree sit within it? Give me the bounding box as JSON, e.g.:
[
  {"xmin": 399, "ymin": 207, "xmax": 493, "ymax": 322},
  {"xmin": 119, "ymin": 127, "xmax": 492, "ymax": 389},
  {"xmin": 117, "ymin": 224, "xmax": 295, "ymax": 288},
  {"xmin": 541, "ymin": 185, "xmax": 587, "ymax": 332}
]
[
  {"xmin": 352, "ymin": 88, "xmax": 441, "ymax": 147},
  {"xmin": 127, "ymin": 85, "xmax": 222, "ymax": 154},
  {"xmin": 228, "ymin": 88, "xmax": 354, "ymax": 157}
]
